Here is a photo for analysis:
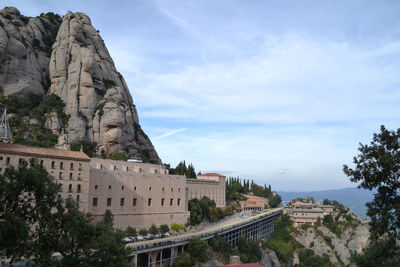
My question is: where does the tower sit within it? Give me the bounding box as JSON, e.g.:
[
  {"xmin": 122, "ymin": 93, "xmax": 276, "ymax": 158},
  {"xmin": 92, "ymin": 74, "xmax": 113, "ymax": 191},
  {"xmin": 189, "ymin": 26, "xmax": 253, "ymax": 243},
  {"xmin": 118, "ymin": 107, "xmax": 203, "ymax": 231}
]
[{"xmin": 0, "ymin": 108, "xmax": 12, "ymax": 143}]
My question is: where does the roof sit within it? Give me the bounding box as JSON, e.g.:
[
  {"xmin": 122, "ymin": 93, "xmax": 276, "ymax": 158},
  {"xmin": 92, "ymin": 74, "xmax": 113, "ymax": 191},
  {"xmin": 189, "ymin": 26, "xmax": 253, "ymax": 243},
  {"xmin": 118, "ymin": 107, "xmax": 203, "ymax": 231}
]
[
  {"xmin": 247, "ymin": 198, "xmax": 264, "ymax": 202},
  {"xmin": 217, "ymin": 264, "xmax": 261, "ymax": 267},
  {"xmin": 198, "ymin": 172, "xmax": 225, "ymax": 177},
  {"xmin": 0, "ymin": 143, "xmax": 91, "ymax": 161}
]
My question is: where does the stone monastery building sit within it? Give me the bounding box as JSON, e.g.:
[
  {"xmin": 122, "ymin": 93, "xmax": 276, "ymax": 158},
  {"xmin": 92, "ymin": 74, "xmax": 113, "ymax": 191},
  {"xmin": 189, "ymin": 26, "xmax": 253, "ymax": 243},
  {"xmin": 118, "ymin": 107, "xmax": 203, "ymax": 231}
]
[{"xmin": 0, "ymin": 142, "xmax": 226, "ymax": 229}]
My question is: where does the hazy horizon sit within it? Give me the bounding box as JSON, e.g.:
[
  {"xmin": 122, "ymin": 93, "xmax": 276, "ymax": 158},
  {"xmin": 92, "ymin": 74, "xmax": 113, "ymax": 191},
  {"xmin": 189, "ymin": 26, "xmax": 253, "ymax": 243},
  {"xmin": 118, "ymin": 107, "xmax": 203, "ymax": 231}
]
[{"xmin": 3, "ymin": 0, "xmax": 400, "ymax": 191}]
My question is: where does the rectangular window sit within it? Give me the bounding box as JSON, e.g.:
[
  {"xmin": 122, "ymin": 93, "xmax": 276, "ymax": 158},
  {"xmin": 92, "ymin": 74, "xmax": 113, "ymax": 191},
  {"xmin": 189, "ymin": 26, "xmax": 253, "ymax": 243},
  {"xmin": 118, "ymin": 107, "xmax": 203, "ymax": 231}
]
[
  {"xmin": 170, "ymin": 198, "xmax": 173, "ymax": 206},
  {"xmin": 76, "ymin": 195, "xmax": 80, "ymax": 202},
  {"xmin": 69, "ymin": 173, "xmax": 73, "ymax": 180},
  {"xmin": 149, "ymin": 187, "xmax": 152, "ymax": 191},
  {"xmin": 70, "ymin": 163, "xmax": 74, "ymax": 170},
  {"xmin": 134, "ymin": 186, "xmax": 136, "ymax": 191},
  {"xmin": 95, "ymin": 185, "xmax": 98, "ymax": 190},
  {"xmin": 40, "ymin": 160, "xmax": 43, "ymax": 165},
  {"xmin": 0, "ymin": 156, "xmax": 3, "ymax": 160},
  {"xmin": 58, "ymin": 194, "xmax": 62, "ymax": 199},
  {"xmin": 77, "ymin": 173, "xmax": 81, "ymax": 180},
  {"xmin": 177, "ymin": 198, "xmax": 181, "ymax": 206},
  {"xmin": 60, "ymin": 162, "xmax": 63, "ymax": 169},
  {"xmin": 92, "ymin": 197, "xmax": 98, "ymax": 207},
  {"xmin": 50, "ymin": 171, "xmax": 54, "ymax": 177},
  {"xmin": 78, "ymin": 163, "xmax": 82, "ymax": 171},
  {"xmin": 161, "ymin": 198, "xmax": 165, "ymax": 206},
  {"xmin": 120, "ymin": 198, "xmax": 125, "ymax": 206},
  {"xmin": 133, "ymin": 198, "xmax": 137, "ymax": 206},
  {"xmin": 148, "ymin": 198, "xmax": 152, "ymax": 206},
  {"xmin": 51, "ymin": 161, "xmax": 55, "ymax": 169},
  {"xmin": 107, "ymin": 198, "xmax": 112, "ymax": 206},
  {"xmin": 18, "ymin": 158, "xmax": 23, "ymax": 165},
  {"xmin": 77, "ymin": 184, "xmax": 81, "ymax": 193},
  {"xmin": 59, "ymin": 172, "xmax": 63, "ymax": 179},
  {"xmin": 68, "ymin": 184, "xmax": 72, "ymax": 192}
]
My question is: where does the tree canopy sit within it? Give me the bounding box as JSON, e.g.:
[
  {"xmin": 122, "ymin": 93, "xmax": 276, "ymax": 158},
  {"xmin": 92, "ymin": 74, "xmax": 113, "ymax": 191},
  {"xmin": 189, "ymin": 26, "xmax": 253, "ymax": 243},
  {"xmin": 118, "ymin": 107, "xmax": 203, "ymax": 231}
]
[
  {"xmin": 343, "ymin": 125, "xmax": 400, "ymax": 239},
  {"xmin": 0, "ymin": 159, "xmax": 127, "ymax": 265}
]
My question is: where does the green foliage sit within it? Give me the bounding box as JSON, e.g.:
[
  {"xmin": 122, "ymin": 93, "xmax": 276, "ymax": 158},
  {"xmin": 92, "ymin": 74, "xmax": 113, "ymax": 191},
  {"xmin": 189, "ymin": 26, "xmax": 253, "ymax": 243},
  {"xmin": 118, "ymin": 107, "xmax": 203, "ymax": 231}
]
[
  {"xmin": 159, "ymin": 224, "xmax": 170, "ymax": 234},
  {"xmin": 298, "ymin": 249, "xmax": 331, "ymax": 267},
  {"xmin": 323, "ymin": 214, "xmax": 342, "ymax": 237},
  {"xmin": 267, "ymin": 214, "xmax": 301, "ymax": 263},
  {"xmin": 70, "ymin": 140, "xmax": 97, "ymax": 157},
  {"xmin": 124, "ymin": 226, "xmax": 137, "ymax": 237},
  {"xmin": 138, "ymin": 229, "xmax": 148, "ymax": 236},
  {"xmin": 351, "ymin": 238, "xmax": 400, "ymax": 267},
  {"xmin": 0, "ymin": 160, "xmax": 127, "ymax": 265},
  {"xmin": 95, "ymin": 101, "xmax": 107, "ymax": 118},
  {"xmin": 149, "ymin": 224, "xmax": 159, "ymax": 235},
  {"xmin": 171, "ymin": 223, "xmax": 185, "ymax": 232},
  {"xmin": 168, "ymin": 160, "xmax": 197, "ymax": 178},
  {"xmin": 188, "ymin": 237, "xmax": 207, "ymax": 262},
  {"xmin": 343, "ymin": 125, "xmax": 400, "ymax": 240},
  {"xmin": 0, "ymin": 93, "xmax": 70, "ymax": 148},
  {"xmin": 188, "ymin": 196, "xmax": 217, "ymax": 225},
  {"xmin": 173, "ymin": 253, "xmax": 193, "ymax": 267},
  {"xmin": 210, "ymin": 235, "xmax": 233, "ymax": 259},
  {"xmin": 237, "ymin": 236, "xmax": 261, "ymax": 263},
  {"xmin": 110, "ymin": 151, "xmax": 128, "ymax": 161}
]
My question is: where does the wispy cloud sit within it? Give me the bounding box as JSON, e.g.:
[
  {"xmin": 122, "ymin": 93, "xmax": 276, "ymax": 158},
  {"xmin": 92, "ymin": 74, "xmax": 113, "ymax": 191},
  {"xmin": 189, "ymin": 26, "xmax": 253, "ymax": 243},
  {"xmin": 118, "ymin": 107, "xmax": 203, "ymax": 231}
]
[{"xmin": 154, "ymin": 128, "xmax": 187, "ymax": 140}]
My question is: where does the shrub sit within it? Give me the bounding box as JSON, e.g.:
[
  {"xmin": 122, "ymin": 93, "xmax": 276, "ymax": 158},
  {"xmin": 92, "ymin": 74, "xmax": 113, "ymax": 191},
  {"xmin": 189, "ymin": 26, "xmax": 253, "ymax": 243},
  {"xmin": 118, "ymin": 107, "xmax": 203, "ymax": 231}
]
[{"xmin": 110, "ymin": 152, "xmax": 128, "ymax": 161}]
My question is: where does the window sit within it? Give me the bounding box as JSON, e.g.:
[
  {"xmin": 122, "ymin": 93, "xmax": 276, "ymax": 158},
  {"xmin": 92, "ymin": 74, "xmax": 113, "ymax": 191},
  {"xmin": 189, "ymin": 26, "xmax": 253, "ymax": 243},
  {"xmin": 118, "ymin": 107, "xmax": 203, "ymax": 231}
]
[
  {"xmin": 77, "ymin": 173, "xmax": 81, "ymax": 180},
  {"xmin": 0, "ymin": 156, "xmax": 3, "ymax": 160},
  {"xmin": 50, "ymin": 171, "xmax": 54, "ymax": 177},
  {"xmin": 51, "ymin": 161, "xmax": 55, "ymax": 169},
  {"xmin": 78, "ymin": 163, "xmax": 82, "ymax": 171},
  {"xmin": 171, "ymin": 188, "xmax": 174, "ymax": 192},
  {"xmin": 70, "ymin": 163, "xmax": 74, "ymax": 170},
  {"xmin": 60, "ymin": 185, "xmax": 63, "ymax": 192},
  {"xmin": 155, "ymin": 169, "xmax": 157, "ymax": 174},
  {"xmin": 0, "ymin": 168, "xmax": 2, "ymax": 172},
  {"xmin": 148, "ymin": 198, "xmax": 152, "ymax": 206},
  {"xmin": 77, "ymin": 184, "xmax": 81, "ymax": 193},
  {"xmin": 133, "ymin": 198, "xmax": 137, "ymax": 206},
  {"xmin": 59, "ymin": 172, "xmax": 63, "ymax": 179},
  {"xmin": 162, "ymin": 187, "xmax": 165, "ymax": 192},
  {"xmin": 126, "ymin": 166, "xmax": 129, "ymax": 171},
  {"xmin": 121, "ymin": 186, "xmax": 124, "ymax": 190},
  {"xmin": 177, "ymin": 198, "xmax": 181, "ymax": 206},
  {"xmin": 120, "ymin": 198, "xmax": 125, "ymax": 206},
  {"xmin": 134, "ymin": 186, "xmax": 136, "ymax": 191},
  {"xmin": 149, "ymin": 187, "xmax": 152, "ymax": 191},
  {"xmin": 170, "ymin": 198, "xmax": 173, "ymax": 206},
  {"xmin": 18, "ymin": 158, "xmax": 23, "ymax": 165},
  {"xmin": 92, "ymin": 197, "xmax": 98, "ymax": 207},
  {"xmin": 95, "ymin": 185, "xmax": 98, "ymax": 190},
  {"xmin": 139, "ymin": 168, "xmax": 142, "ymax": 173},
  {"xmin": 178, "ymin": 188, "xmax": 181, "ymax": 192},
  {"xmin": 107, "ymin": 198, "xmax": 112, "ymax": 206},
  {"xmin": 68, "ymin": 184, "xmax": 72, "ymax": 192},
  {"xmin": 161, "ymin": 198, "xmax": 165, "ymax": 206},
  {"xmin": 40, "ymin": 160, "xmax": 43, "ymax": 165},
  {"xmin": 113, "ymin": 165, "xmax": 117, "ymax": 170},
  {"xmin": 76, "ymin": 195, "xmax": 80, "ymax": 202},
  {"xmin": 108, "ymin": 185, "xmax": 112, "ymax": 190},
  {"xmin": 69, "ymin": 173, "xmax": 73, "ymax": 180},
  {"xmin": 58, "ymin": 194, "xmax": 61, "ymax": 199},
  {"xmin": 60, "ymin": 162, "xmax": 63, "ymax": 169}
]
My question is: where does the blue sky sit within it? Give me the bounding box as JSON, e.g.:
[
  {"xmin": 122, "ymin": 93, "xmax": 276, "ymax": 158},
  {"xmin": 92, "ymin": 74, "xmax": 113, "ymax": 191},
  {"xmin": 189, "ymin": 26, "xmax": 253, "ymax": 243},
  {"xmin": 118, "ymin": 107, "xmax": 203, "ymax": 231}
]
[{"xmin": 4, "ymin": 0, "xmax": 400, "ymax": 191}]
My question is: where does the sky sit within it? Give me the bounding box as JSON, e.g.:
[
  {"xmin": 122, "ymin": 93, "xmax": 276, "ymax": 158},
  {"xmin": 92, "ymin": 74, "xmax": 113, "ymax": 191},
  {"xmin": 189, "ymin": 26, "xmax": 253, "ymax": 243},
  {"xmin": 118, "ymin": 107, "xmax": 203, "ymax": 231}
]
[{"xmin": 3, "ymin": 0, "xmax": 400, "ymax": 191}]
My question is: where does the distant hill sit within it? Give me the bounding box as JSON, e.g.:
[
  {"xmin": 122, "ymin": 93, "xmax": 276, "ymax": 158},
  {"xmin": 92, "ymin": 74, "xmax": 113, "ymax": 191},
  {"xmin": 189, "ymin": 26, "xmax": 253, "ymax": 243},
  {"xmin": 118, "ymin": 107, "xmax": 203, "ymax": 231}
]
[{"xmin": 278, "ymin": 187, "xmax": 375, "ymax": 219}]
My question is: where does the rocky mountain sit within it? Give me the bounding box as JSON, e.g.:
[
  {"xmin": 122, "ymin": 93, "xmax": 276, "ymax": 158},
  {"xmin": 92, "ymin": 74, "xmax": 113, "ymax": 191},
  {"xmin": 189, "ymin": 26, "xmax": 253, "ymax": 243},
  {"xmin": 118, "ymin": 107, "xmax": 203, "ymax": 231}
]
[{"xmin": 0, "ymin": 6, "xmax": 161, "ymax": 163}]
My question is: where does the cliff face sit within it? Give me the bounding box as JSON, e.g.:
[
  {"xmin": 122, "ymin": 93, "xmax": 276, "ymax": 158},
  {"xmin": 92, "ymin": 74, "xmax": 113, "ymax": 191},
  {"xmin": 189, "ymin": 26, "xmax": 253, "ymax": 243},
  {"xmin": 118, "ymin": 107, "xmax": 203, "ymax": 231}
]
[{"xmin": 0, "ymin": 7, "xmax": 161, "ymax": 163}]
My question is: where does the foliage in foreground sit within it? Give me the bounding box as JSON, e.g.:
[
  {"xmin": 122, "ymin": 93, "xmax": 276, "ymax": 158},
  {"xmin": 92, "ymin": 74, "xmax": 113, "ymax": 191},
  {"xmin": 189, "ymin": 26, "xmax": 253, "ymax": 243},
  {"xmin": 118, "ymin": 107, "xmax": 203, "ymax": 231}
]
[
  {"xmin": 0, "ymin": 159, "xmax": 127, "ymax": 266},
  {"xmin": 351, "ymin": 238, "xmax": 400, "ymax": 267}
]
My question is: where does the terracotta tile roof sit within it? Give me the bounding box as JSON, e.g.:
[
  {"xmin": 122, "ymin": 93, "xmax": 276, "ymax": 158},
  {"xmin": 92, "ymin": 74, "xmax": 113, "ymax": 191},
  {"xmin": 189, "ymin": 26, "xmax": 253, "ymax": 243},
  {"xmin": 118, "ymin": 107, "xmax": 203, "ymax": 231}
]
[
  {"xmin": 247, "ymin": 198, "xmax": 264, "ymax": 202},
  {"xmin": 198, "ymin": 172, "xmax": 225, "ymax": 177},
  {"xmin": 0, "ymin": 143, "xmax": 91, "ymax": 161}
]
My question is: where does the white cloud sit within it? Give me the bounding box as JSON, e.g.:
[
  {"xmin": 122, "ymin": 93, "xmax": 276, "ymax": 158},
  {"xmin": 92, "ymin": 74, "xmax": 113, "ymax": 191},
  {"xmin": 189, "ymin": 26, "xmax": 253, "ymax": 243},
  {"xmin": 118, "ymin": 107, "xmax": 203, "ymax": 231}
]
[{"xmin": 154, "ymin": 128, "xmax": 187, "ymax": 140}]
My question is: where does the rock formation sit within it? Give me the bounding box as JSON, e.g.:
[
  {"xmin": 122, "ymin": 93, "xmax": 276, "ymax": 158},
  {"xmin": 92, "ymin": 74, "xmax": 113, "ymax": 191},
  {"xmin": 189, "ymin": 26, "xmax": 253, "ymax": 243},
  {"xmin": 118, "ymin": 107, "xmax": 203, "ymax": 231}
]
[{"xmin": 0, "ymin": 7, "xmax": 161, "ymax": 163}]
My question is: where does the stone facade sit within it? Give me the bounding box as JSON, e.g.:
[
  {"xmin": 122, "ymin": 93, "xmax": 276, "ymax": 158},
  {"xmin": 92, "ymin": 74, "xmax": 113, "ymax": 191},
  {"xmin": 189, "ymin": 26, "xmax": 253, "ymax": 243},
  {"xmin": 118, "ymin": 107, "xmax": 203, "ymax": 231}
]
[
  {"xmin": 187, "ymin": 173, "xmax": 226, "ymax": 208},
  {"xmin": 240, "ymin": 198, "xmax": 265, "ymax": 211},
  {"xmin": 88, "ymin": 166, "xmax": 189, "ymax": 229},
  {"xmin": 0, "ymin": 143, "xmax": 91, "ymax": 211}
]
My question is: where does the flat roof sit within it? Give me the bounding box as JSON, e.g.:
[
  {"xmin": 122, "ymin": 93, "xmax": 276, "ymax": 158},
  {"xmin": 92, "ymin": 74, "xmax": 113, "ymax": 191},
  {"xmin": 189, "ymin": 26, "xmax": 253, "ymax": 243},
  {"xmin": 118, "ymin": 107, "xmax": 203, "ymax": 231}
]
[
  {"xmin": 0, "ymin": 143, "xmax": 91, "ymax": 161},
  {"xmin": 198, "ymin": 172, "xmax": 225, "ymax": 177}
]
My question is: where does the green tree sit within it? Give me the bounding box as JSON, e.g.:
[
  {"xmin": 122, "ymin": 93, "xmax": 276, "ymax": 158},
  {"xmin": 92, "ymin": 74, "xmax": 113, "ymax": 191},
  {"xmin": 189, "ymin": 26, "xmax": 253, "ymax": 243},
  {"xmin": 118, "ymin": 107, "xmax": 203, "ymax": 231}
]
[
  {"xmin": 188, "ymin": 237, "xmax": 207, "ymax": 262},
  {"xmin": 0, "ymin": 159, "xmax": 127, "ymax": 265},
  {"xmin": 102, "ymin": 209, "xmax": 114, "ymax": 226},
  {"xmin": 173, "ymin": 252, "xmax": 192, "ymax": 267},
  {"xmin": 343, "ymin": 125, "xmax": 400, "ymax": 240},
  {"xmin": 186, "ymin": 163, "xmax": 197, "ymax": 178},
  {"xmin": 351, "ymin": 239, "xmax": 400, "ymax": 267},
  {"xmin": 159, "ymin": 224, "xmax": 170, "ymax": 234},
  {"xmin": 149, "ymin": 224, "xmax": 159, "ymax": 235},
  {"xmin": 110, "ymin": 152, "xmax": 128, "ymax": 161},
  {"xmin": 138, "ymin": 228, "xmax": 148, "ymax": 236},
  {"xmin": 125, "ymin": 226, "xmax": 137, "ymax": 237}
]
